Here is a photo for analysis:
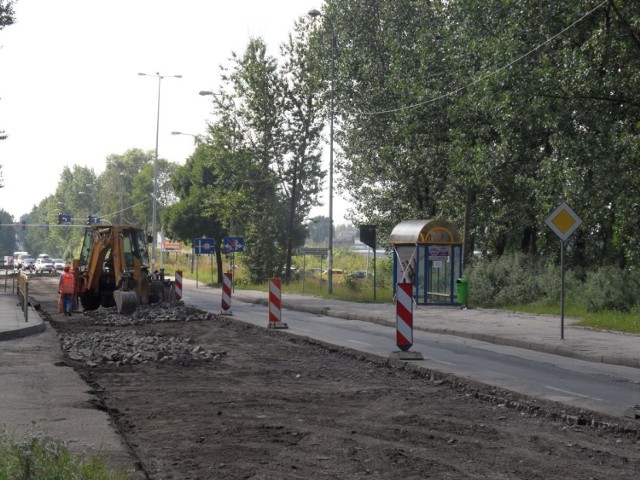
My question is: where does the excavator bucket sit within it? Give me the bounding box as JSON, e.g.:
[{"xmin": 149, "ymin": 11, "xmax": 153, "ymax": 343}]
[{"xmin": 114, "ymin": 289, "xmax": 139, "ymax": 315}]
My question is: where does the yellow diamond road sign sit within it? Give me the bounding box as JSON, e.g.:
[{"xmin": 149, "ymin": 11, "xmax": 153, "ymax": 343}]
[{"xmin": 545, "ymin": 202, "xmax": 582, "ymax": 241}]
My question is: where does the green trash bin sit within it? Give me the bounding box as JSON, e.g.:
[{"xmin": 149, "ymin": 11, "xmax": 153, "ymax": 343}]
[{"xmin": 456, "ymin": 277, "xmax": 469, "ymax": 306}]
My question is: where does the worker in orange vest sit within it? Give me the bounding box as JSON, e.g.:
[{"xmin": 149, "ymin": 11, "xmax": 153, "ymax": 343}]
[
  {"xmin": 70, "ymin": 267, "xmax": 81, "ymax": 312},
  {"xmin": 58, "ymin": 265, "xmax": 76, "ymax": 316}
]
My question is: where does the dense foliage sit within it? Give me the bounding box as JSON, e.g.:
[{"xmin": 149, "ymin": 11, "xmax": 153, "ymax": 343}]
[{"xmin": 323, "ymin": 0, "xmax": 640, "ymax": 269}]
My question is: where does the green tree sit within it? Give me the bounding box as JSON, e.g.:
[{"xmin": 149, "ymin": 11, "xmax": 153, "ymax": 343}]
[
  {"xmin": 23, "ymin": 165, "xmax": 99, "ymax": 259},
  {"xmin": 0, "ymin": 209, "xmax": 16, "ymax": 256},
  {"xmin": 278, "ymin": 19, "xmax": 325, "ymax": 281},
  {"xmin": 130, "ymin": 158, "xmax": 178, "ymax": 230},
  {"xmin": 325, "ymin": 0, "xmax": 640, "ymax": 269},
  {"xmin": 96, "ymin": 148, "xmax": 153, "ymax": 225},
  {"xmin": 163, "ymin": 143, "xmax": 226, "ymax": 282},
  {"xmin": 0, "ymin": 0, "xmax": 16, "ymax": 183}
]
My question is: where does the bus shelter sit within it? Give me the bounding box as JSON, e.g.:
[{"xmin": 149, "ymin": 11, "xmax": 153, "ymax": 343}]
[{"xmin": 390, "ymin": 219, "xmax": 463, "ymax": 305}]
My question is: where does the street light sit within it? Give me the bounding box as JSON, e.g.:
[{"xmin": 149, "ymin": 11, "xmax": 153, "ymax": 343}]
[
  {"xmin": 199, "ymin": 90, "xmax": 246, "ymax": 149},
  {"xmin": 138, "ymin": 71, "xmax": 182, "ymax": 270},
  {"xmin": 171, "ymin": 131, "xmax": 200, "ymax": 139},
  {"xmin": 308, "ymin": 8, "xmax": 336, "ymax": 294}
]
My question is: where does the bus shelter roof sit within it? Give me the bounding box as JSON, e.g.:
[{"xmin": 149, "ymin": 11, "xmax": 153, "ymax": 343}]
[{"xmin": 389, "ymin": 219, "xmax": 462, "ymax": 245}]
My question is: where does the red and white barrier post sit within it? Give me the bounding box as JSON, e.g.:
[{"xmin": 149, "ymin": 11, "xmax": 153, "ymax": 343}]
[
  {"xmin": 221, "ymin": 272, "xmax": 233, "ymax": 315},
  {"xmin": 175, "ymin": 270, "xmax": 183, "ymax": 301},
  {"xmin": 391, "ymin": 282, "xmax": 423, "ymax": 360},
  {"xmin": 268, "ymin": 278, "xmax": 288, "ymax": 329}
]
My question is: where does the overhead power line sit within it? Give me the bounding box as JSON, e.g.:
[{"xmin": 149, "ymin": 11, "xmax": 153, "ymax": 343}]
[{"xmin": 356, "ymin": 0, "xmax": 608, "ymax": 117}]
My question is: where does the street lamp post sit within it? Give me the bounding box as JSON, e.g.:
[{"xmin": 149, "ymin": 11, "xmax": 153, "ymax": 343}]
[
  {"xmin": 138, "ymin": 72, "xmax": 182, "ymax": 271},
  {"xmin": 308, "ymin": 8, "xmax": 335, "ymax": 294}
]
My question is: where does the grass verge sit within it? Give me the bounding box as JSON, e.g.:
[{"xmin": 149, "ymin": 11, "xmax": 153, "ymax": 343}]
[
  {"xmin": 0, "ymin": 431, "xmax": 130, "ymax": 480},
  {"xmin": 502, "ymin": 302, "xmax": 640, "ymax": 334}
]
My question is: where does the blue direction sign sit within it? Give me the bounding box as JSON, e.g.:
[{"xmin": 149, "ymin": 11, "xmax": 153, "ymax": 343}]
[
  {"xmin": 60, "ymin": 214, "xmax": 72, "ymax": 223},
  {"xmin": 194, "ymin": 237, "xmax": 216, "ymax": 255},
  {"xmin": 222, "ymin": 236, "xmax": 244, "ymax": 253}
]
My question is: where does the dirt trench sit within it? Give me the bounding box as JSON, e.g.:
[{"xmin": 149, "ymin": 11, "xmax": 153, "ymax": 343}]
[{"xmin": 29, "ymin": 276, "xmax": 640, "ymax": 480}]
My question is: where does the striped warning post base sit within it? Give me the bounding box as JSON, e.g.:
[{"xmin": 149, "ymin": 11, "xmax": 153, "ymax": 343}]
[
  {"xmin": 175, "ymin": 270, "xmax": 183, "ymax": 301},
  {"xmin": 391, "ymin": 282, "xmax": 423, "ymax": 360},
  {"xmin": 268, "ymin": 278, "xmax": 288, "ymax": 329},
  {"xmin": 221, "ymin": 272, "xmax": 233, "ymax": 315}
]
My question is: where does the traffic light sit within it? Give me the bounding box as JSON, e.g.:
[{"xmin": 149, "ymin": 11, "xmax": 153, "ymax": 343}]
[
  {"xmin": 22, "ymin": 221, "xmax": 25, "ymax": 230},
  {"xmin": 87, "ymin": 215, "xmax": 92, "ymax": 225},
  {"xmin": 57, "ymin": 213, "xmax": 62, "ymax": 225}
]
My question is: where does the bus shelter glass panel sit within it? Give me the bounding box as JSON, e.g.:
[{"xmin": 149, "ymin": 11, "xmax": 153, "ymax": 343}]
[{"xmin": 423, "ymin": 244, "xmax": 462, "ymax": 304}]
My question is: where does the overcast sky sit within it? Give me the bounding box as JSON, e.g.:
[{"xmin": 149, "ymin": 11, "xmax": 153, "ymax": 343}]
[{"xmin": 0, "ymin": 0, "xmax": 348, "ymax": 225}]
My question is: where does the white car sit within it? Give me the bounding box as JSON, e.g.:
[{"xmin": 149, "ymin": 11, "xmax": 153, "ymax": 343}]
[
  {"xmin": 52, "ymin": 258, "xmax": 66, "ymax": 271},
  {"xmin": 34, "ymin": 257, "xmax": 55, "ymax": 274}
]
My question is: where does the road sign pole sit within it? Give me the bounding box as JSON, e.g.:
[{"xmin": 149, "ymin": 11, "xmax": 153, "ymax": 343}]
[
  {"xmin": 545, "ymin": 202, "xmax": 581, "ymax": 340},
  {"xmin": 561, "ymin": 239, "xmax": 565, "ymax": 340},
  {"xmin": 302, "ymin": 254, "xmax": 306, "ymax": 295}
]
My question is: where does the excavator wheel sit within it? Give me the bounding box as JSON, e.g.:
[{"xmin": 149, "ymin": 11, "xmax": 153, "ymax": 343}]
[
  {"xmin": 113, "ymin": 289, "xmax": 139, "ymax": 315},
  {"xmin": 149, "ymin": 280, "xmax": 166, "ymax": 304},
  {"xmin": 80, "ymin": 293, "xmax": 101, "ymax": 311}
]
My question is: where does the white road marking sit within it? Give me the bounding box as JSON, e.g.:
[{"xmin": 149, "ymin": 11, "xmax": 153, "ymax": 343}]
[
  {"xmin": 545, "ymin": 385, "xmax": 604, "ymax": 401},
  {"xmin": 348, "ymin": 340, "xmax": 372, "ymax": 347},
  {"xmin": 430, "ymin": 359, "xmax": 458, "ymax": 366}
]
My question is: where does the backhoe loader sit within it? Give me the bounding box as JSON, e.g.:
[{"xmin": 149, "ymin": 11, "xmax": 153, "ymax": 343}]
[{"xmin": 76, "ymin": 225, "xmax": 174, "ymax": 314}]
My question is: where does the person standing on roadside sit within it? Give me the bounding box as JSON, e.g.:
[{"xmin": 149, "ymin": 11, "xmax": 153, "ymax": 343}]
[{"xmin": 58, "ymin": 265, "xmax": 76, "ymax": 316}]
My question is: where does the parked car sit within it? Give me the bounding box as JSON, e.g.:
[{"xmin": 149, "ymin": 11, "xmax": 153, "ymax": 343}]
[
  {"xmin": 35, "ymin": 257, "xmax": 55, "ymax": 274},
  {"xmin": 52, "ymin": 258, "xmax": 66, "ymax": 271}
]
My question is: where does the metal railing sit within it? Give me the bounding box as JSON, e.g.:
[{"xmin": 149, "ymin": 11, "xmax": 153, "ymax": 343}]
[{"xmin": 17, "ymin": 272, "xmax": 29, "ymax": 322}]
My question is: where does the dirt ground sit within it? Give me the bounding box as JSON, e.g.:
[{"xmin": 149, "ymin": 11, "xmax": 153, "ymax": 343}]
[{"xmin": 28, "ymin": 276, "xmax": 640, "ymax": 480}]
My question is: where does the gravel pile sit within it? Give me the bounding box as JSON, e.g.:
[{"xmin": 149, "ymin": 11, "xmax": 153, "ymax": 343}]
[
  {"xmin": 60, "ymin": 329, "xmax": 226, "ymax": 367},
  {"xmin": 59, "ymin": 304, "xmax": 224, "ymax": 367},
  {"xmin": 83, "ymin": 304, "xmax": 216, "ymax": 327}
]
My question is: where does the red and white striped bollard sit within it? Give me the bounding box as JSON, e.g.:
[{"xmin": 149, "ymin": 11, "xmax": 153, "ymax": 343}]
[
  {"xmin": 221, "ymin": 272, "xmax": 233, "ymax": 315},
  {"xmin": 175, "ymin": 270, "xmax": 183, "ymax": 301},
  {"xmin": 268, "ymin": 278, "xmax": 288, "ymax": 329},
  {"xmin": 392, "ymin": 282, "xmax": 423, "ymax": 360}
]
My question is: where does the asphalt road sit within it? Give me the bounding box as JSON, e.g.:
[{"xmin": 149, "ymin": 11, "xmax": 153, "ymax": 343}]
[{"xmin": 184, "ymin": 288, "xmax": 640, "ymax": 418}]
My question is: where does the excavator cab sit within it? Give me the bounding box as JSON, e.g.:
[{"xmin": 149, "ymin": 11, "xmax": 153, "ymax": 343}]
[{"xmin": 77, "ymin": 225, "xmax": 171, "ymax": 314}]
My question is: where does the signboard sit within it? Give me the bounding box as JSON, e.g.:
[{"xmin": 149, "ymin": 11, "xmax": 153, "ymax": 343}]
[
  {"xmin": 90, "ymin": 216, "xmax": 101, "ymax": 224},
  {"xmin": 59, "ymin": 214, "xmax": 72, "ymax": 223},
  {"xmin": 222, "ymin": 236, "xmax": 245, "ymax": 253},
  {"xmin": 194, "ymin": 237, "xmax": 215, "ymax": 255},
  {"xmin": 428, "ymin": 246, "xmax": 449, "ymax": 261},
  {"xmin": 359, "ymin": 225, "xmax": 377, "ymax": 249},
  {"xmin": 162, "ymin": 241, "xmax": 183, "ymax": 251},
  {"xmin": 295, "ymin": 247, "xmax": 328, "ymax": 256},
  {"xmin": 545, "ymin": 202, "xmax": 582, "ymax": 241}
]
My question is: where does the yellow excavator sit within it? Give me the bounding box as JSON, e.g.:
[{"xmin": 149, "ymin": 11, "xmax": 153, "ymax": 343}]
[{"xmin": 76, "ymin": 225, "xmax": 174, "ymax": 314}]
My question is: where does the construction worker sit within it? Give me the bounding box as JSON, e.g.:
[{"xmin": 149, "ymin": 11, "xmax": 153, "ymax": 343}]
[{"xmin": 58, "ymin": 265, "xmax": 76, "ymax": 316}]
